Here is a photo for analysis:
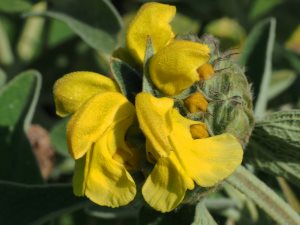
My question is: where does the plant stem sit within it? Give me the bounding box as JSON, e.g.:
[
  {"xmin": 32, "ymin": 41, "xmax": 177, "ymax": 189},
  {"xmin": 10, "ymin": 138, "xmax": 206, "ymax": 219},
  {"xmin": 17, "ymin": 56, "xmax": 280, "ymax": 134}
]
[
  {"xmin": 226, "ymin": 166, "xmax": 300, "ymax": 225},
  {"xmin": 277, "ymin": 177, "xmax": 300, "ymax": 213}
]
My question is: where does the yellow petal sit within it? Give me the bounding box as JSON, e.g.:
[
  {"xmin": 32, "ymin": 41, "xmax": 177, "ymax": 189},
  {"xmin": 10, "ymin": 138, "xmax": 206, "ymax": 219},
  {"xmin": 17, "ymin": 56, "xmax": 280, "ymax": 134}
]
[
  {"xmin": 192, "ymin": 134, "xmax": 243, "ymax": 186},
  {"xmin": 142, "ymin": 152, "xmax": 194, "ymax": 212},
  {"xmin": 170, "ymin": 129, "xmax": 243, "ymax": 187},
  {"xmin": 126, "ymin": 2, "xmax": 176, "ymax": 64},
  {"xmin": 53, "ymin": 71, "xmax": 120, "ymax": 117},
  {"xmin": 149, "ymin": 40, "xmax": 210, "ymax": 96},
  {"xmin": 108, "ymin": 119, "xmax": 141, "ymax": 171},
  {"xmin": 73, "ymin": 108, "xmax": 137, "ymax": 207},
  {"xmin": 85, "ymin": 137, "xmax": 136, "ymax": 207},
  {"xmin": 67, "ymin": 92, "xmax": 135, "ymax": 159},
  {"xmin": 136, "ymin": 92, "xmax": 174, "ymax": 159},
  {"xmin": 137, "ymin": 93, "xmax": 242, "ymax": 211},
  {"xmin": 145, "ymin": 139, "xmax": 156, "ymax": 164}
]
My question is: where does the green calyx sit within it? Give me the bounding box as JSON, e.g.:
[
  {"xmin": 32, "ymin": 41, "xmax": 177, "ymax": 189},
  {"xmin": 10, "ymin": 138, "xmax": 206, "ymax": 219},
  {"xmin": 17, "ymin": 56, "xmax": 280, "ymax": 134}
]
[{"xmin": 199, "ymin": 60, "xmax": 254, "ymax": 147}]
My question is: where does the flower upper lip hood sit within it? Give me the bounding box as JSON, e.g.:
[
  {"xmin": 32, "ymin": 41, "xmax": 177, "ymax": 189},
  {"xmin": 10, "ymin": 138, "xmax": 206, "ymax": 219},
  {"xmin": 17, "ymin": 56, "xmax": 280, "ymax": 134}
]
[
  {"xmin": 53, "ymin": 71, "xmax": 120, "ymax": 117},
  {"xmin": 53, "ymin": 71, "xmax": 138, "ymax": 207},
  {"xmin": 125, "ymin": 2, "xmax": 211, "ymax": 96},
  {"xmin": 136, "ymin": 92, "xmax": 243, "ymax": 212},
  {"xmin": 66, "ymin": 91, "xmax": 135, "ymax": 160},
  {"xmin": 149, "ymin": 40, "xmax": 210, "ymax": 96},
  {"xmin": 126, "ymin": 2, "xmax": 176, "ymax": 64}
]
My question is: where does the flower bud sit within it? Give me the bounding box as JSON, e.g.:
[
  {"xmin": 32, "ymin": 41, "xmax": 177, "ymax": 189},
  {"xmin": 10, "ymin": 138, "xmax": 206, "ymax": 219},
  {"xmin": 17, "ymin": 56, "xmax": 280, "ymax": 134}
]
[
  {"xmin": 190, "ymin": 124, "xmax": 209, "ymax": 139},
  {"xmin": 200, "ymin": 59, "xmax": 254, "ymax": 146},
  {"xmin": 184, "ymin": 92, "xmax": 208, "ymax": 113},
  {"xmin": 197, "ymin": 63, "xmax": 215, "ymax": 80}
]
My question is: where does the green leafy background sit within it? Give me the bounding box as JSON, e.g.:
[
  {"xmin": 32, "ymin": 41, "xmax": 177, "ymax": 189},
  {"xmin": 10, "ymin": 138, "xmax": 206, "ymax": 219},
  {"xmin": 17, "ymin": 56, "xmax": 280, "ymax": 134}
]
[{"xmin": 0, "ymin": 0, "xmax": 300, "ymax": 224}]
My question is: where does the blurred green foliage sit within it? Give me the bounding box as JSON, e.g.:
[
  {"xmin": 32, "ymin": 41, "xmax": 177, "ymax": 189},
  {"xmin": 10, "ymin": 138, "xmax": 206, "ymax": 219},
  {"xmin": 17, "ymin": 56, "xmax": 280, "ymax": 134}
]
[{"xmin": 0, "ymin": 0, "xmax": 300, "ymax": 225}]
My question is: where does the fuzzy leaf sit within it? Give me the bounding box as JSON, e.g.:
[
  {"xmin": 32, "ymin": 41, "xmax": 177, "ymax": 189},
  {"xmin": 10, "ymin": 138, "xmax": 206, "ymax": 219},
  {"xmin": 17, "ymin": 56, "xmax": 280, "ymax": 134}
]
[
  {"xmin": 0, "ymin": 181, "xmax": 88, "ymax": 225},
  {"xmin": 142, "ymin": 37, "xmax": 157, "ymax": 95},
  {"xmin": 110, "ymin": 58, "xmax": 142, "ymax": 103},
  {"xmin": 239, "ymin": 18, "xmax": 276, "ymax": 118},
  {"xmin": 246, "ymin": 110, "xmax": 300, "ymax": 187},
  {"xmin": 25, "ymin": 0, "xmax": 122, "ymax": 54},
  {"xmin": 0, "ymin": 70, "xmax": 43, "ymax": 184}
]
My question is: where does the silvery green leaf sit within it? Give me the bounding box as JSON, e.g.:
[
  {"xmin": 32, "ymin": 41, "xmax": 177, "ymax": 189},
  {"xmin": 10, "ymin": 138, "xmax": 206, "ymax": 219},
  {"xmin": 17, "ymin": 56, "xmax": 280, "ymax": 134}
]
[
  {"xmin": 192, "ymin": 202, "xmax": 218, "ymax": 225},
  {"xmin": 110, "ymin": 58, "xmax": 142, "ymax": 103},
  {"xmin": 24, "ymin": 0, "xmax": 122, "ymax": 54},
  {"xmin": 0, "ymin": 70, "xmax": 43, "ymax": 184},
  {"xmin": 142, "ymin": 37, "xmax": 157, "ymax": 95},
  {"xmin": 246, "ymin": 110, "xmax": 300, "ymax": 187},
  {"xmin": 227, "ymin": 166, "xmax": 300, "ymax": 225},
  {"xmin": 239, "ymin": 18, "xmax": 276, "ymax": 118}
]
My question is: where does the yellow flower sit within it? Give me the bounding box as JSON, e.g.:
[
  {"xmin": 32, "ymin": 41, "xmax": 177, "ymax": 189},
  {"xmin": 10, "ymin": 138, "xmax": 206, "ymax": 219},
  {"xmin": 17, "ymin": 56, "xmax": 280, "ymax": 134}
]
[
  {"xmin": 126, "ymin": 2, "xmax": 176, "ymax": 64},
  {"xmin": 149, "ymin": 40, "xmax": 210, "ymax": 96},
  {"xmin": 53, "ymin": 71, "xmax": 120, "ymax": 117},
  {"xmin": 125, "ymin": 2, "xmax": 211, "ymax": 96},
  {"xmin": 53, "ymin": 71, "xmax": 137, "ymax": 207},
  {"xmin": 136, "ymin": 92, "xmax": 243, "ymax": 212}
]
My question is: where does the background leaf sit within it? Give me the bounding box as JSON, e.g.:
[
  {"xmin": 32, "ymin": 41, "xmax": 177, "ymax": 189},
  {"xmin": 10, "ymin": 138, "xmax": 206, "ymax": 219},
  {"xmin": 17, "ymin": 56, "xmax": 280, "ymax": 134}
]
[
  {"xmin": 138, "ymin": 205, "xmax": 195, "ymax": 225},
  {"xmin": 0, "ymin": 68, "xmax": 6, "ymax": 87},
  {"xmin": 192, "ymin": 202, "xmax": 218, "ymax": 225},
  {"xmin": 50, "ymin": 117, "xmax": 69, "ymax": 157},
  {"xmin": 226, "ymin": 166, "xmax": 300, "ymax": 225},
  {"xmin": 268, "ymin": 70, "xmax": 297, "ymax": 100},
  {"xmin": 138, "ymin": 203, "xmax": 218, "ymax": 225},
  {"xmin": 0, "ymin": 20, "xmax": 14, "ymax": 66},
  {"xmin": 239, "ymin": 18, "xmax": 276, "ymax": 118},
  {"xmin": 249, "ymin": 0, "xmax": 282, "ymax": 21},
  {"xmin": 0, "ymin": 181, "xmax": 89, "ymax": 225},
  {"xmin": 0, "ymin": 70, "xmax": 43, "ymax": 184},
  {"xmin": 283, "ymin": 49, "xmax": 300, "ymax": 74},
  {"xmin": 246, "ymin": 110, "xmax": 300, "ymax": 187},
  {"xmin": 0, "ymin": 0, "xmax": 31, "ymax": 13},
  {"xmin": 47, "ymin": 20, "xmax": 75, "ymax": 48},
  {"xmin": 26, "ymin": 0, "xmax": 122, "ymax": 54}
]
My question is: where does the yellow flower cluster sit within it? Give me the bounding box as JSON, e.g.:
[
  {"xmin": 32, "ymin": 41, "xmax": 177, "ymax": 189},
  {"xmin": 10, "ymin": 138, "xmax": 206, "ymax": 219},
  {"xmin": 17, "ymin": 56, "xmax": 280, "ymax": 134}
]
[{"xmin": 53, "ymin": 2, "xmax": 243, "ymax": 212}]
